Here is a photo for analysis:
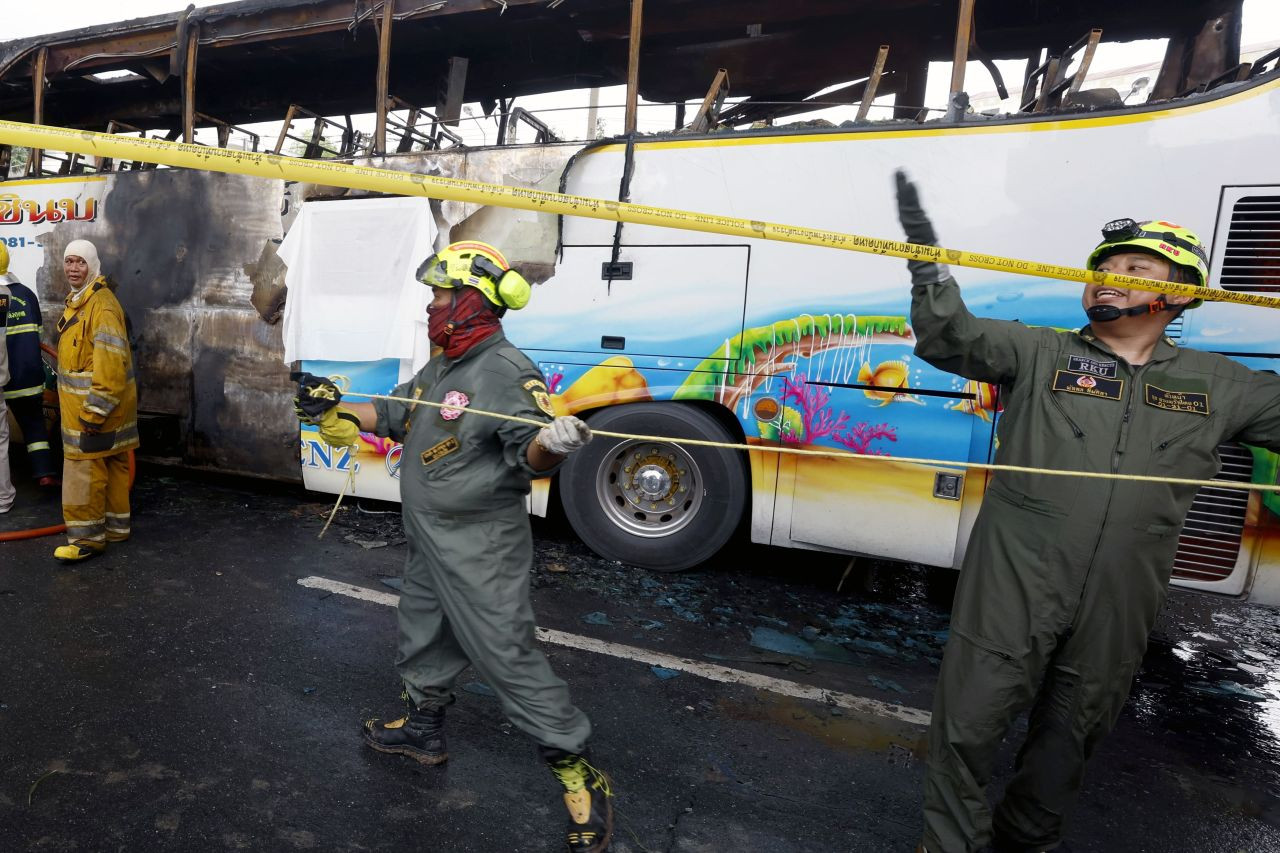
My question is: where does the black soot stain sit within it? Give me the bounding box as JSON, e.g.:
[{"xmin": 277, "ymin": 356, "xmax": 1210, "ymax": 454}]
[{"xmin": 97, "ymin": 171, "xmax": 218, "ymax": 316}]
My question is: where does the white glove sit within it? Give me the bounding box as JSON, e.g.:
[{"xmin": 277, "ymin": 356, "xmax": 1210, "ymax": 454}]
[{"xmin": 536, "ymin": 416, "xmax": 592, "ymax": 455}]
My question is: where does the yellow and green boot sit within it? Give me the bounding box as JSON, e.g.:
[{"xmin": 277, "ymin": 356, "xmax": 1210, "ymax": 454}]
[{"xmin": 542, "ymin": 748, "xmax": 614, "ymax": 853}]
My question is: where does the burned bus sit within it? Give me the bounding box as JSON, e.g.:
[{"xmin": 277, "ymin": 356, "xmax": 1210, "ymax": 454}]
[{"xmin": 1, "ymin": 0, "xmax": 1278, "ymax": 598}]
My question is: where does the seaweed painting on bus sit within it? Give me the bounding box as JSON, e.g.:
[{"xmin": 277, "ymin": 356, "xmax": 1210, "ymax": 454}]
[{"xmin": 537, "ymin": 309, "xmax": 995, "ymax": 463}]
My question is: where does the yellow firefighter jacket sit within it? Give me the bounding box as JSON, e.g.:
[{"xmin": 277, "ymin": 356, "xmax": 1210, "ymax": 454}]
[{"xmin": 56, "ymin": 277, "xmax": 139, "ymax": 459}]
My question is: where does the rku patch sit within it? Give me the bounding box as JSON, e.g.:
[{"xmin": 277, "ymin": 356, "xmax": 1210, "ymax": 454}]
[
  {"xmin": 1066, "ymin": 355, "xmax": 1118, "ymax": 378},
  {"xmin": 1144, "ymin": 384, "xmax": 1210, "ymax": 415},
  {"xmin": 1051, "ymin": 369, "xmax": 1123, "ymax": 401},
  {"xmin": 421, "ymin": 436, "xmax": 460, "ymax": 465}
]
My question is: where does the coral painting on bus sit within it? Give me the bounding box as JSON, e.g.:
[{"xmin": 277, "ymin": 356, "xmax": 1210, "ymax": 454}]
[{"xmin": 532, "ymin": 309, "xmax": 990, "ymax": 466}]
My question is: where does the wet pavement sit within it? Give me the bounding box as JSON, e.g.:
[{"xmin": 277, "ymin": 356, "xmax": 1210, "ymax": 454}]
[{"xmin": 2, "ymin": 467, "xmax": 1279, "ymax": 852}]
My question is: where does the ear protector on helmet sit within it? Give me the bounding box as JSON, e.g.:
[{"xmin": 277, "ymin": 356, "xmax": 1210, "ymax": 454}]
[
  {"xmin": 415, "ymin": 240, "xmax": 531, "ymax": 311},
  {"xmin": 468, "ymin": 253, "xmax": 531, "ymax": 310}
]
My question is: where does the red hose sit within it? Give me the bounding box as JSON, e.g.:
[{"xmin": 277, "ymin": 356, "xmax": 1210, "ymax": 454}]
[
  {"xmin": 0, "ymin": 524, "xmax": 67, "ymax": 542},
  {"xmin": 0, "ymin": 451, "xmax": 135, "ymax": 542},
  {"xmin": 2, "ymin": 342, "xmax": 138, "ymax": 541}
]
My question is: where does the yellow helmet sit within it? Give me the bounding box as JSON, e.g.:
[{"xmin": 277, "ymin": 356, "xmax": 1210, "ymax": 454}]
[
  {"xmin": 1086, "ymin": 218, "xmax": 1210, "ymax": 307},
  {"xmin": 0, "ymin": 240, "xmax": 8, "ymax": 275},
  {"xmin": 415, "ymin": 240, "xmax": 531, "ymax": 311}
]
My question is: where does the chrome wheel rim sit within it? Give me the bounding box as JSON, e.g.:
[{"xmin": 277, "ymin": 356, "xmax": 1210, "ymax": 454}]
[{"xmin": 594, "ymin": 439, "xmax": 703, "ymax": 538}]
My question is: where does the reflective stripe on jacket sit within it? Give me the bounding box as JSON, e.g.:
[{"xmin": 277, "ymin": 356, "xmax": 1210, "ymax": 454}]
[
  {"xmin": 4, "ymin": 279, "xmax": 46, "ymax": 400},
  {"xmin": 0, "ymin": 282, "xmax": 9, "ymax": 388},
  {"xmin": 56, "ymin": 277, "xmax": 139, "ymax": 459}
]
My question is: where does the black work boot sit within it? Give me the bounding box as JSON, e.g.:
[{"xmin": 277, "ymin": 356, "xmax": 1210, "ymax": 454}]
[
  {"xmin": 362, "ymin": 700, "xmax": 447, "ymax": 766},
  {"xmin": 542, "ymin": 747, "xmax": 614, "ymax": 853}
]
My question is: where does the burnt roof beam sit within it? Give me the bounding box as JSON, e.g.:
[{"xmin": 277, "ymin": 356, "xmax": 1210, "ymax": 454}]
[
  {"xmin": 195, "ymin": 0, "xmax": 551, "ymax": 50},
  {"xmin": 573, "ymin": 0, "xmax": 935, "ymax": 40},
  {"xmin": 23, "ymin": 0, "xmax": 554, "ymax": 79}
]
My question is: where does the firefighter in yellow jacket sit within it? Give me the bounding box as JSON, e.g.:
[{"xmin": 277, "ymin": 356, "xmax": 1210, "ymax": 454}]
[{"xmin": 54, "ymin": 239, "xmax": 138, "ymax": 562}]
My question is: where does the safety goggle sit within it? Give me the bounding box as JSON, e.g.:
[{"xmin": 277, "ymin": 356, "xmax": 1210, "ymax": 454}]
[{"xmin": 1099, "ymin": 218, "xmax": 1208, "ymax": 265}]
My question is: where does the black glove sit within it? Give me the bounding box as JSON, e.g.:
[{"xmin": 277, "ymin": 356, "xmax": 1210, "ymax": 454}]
[
  {"xmin": 895, "ymin": 170, "xmax": 937, "ymax": 246},
  {"xmin": 894, "ymin": 170, "xmax": 949, "ymax": 286},
  {"xmin": 291, "ymin": 371, "xmax": 342, "ymax": 421}
]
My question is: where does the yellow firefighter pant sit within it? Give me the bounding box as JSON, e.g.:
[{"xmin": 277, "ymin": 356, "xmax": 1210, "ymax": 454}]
[{"xmin": 62, "ymin": 451, "xmax": 131, "ymax": 548}]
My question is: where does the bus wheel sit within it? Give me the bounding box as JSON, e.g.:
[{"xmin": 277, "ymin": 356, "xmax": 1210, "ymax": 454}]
[{"xmin": 560, "ymin": 403, "xmax": 747, "ymax": 573}]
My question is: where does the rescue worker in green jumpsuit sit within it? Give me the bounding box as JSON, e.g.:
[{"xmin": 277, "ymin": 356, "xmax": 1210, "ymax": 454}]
[
  {"xmin": 295, "ymin": 240, "xmax": 614, "ymax": 853},
  {"xmin": 895, "ymin": 173, "xmax": 1280, "ymax": 853}
]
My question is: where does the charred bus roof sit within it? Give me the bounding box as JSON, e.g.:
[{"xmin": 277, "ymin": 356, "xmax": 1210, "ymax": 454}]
[{"xmin": 0, "ymin": 0, "xmax": 1273, "ymax": 172}]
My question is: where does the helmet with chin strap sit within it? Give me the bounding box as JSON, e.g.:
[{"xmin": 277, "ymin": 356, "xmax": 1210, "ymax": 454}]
[
  {"xmin": 1085, "ymin": 218, "xmax": 1209, "ymax": 320},
  {"xmin": 415, "ymin": 240, "xmax": 531, "ymax": 312}
]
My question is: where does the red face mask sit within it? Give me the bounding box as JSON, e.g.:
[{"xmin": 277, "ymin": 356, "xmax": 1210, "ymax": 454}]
[{"xmin": 428, "ymin": 287, "xmax": 501, "ymax": 358}]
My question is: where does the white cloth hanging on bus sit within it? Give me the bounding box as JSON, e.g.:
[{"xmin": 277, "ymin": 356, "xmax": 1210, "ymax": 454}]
[{"xmin": 279, "ymin": 196, "xmax": 436, "ymax": 364}]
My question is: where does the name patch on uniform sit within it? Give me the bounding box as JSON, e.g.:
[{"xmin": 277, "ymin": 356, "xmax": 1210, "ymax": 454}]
[
  {"xmin": 421, "ymin": 436, "xmax": 460, "ymax": 465},
  {"xmin": 1144, "ymin": 384, "xmax": 1210, "ymax": 415},
  {"xmin": 1051, "ymin": 369, "xmax": 1124, "ymax": 401},
  {"xmin": 1066, "ymin": 355, "xmax": 1118, "ymax": 378}
]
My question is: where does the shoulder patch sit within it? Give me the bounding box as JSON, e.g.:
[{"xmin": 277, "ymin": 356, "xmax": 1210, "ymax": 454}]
[
  {"xmin": 523, "ymin": 378, "xmax": 547, "ymax": 392},
  {"xmin": 531, "ymin": 389, "xmax": 555, "ymax": 416}
]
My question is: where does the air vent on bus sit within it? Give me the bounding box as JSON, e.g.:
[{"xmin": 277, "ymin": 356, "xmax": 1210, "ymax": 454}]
[
  {"xmin": 1171, "ymin": 443, "xmax": 1253, "ymax": 584},
  {"xmin": 1219, "ymin": 195, "xmax": 1280, "ymax": 293}
]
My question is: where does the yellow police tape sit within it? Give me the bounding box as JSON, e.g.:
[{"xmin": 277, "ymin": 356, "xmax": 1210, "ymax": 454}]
[
  {"xmin": 1, "ymin": 118, "xmax": 1278, "ymax": 311},
  {"xmin": 341, "ymin": 392, "xmax": 1280, "ymax": 495}
]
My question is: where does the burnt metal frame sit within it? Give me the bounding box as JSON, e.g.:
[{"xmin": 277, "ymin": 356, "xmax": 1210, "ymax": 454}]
[
  {"xmin": 1020, "ymin": 28, "xmax": 1103, "ymax": 113},
  {"xmin": 688, "ymin": 68, "xmax": 730, "ymax": 133},
  {"xmin": 193, "ymin": 112, "xmax": 261, "ymax": 152},
  {"xmin": 383, "ymin": 95, "xmax": 463, "ymax": 153},
  {"xmin": 1249, "ymin": 46, "xmax": 1280, "ymax": 79},
  {"xmin": 273, "ymin": 104, "xmax": 360, "ymax": 159},
  {"xmin": 855, "ymin": 45, "xmax": 891, "ymax": 122},
  {"xmin": 500, "ymin": 107, "xmax": 559, "ymax": 145}
]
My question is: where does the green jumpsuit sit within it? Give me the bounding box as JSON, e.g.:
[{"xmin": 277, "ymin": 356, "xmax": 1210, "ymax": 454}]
[
  {"xmin": 914, "ymin": 275, "xmax": 1280, "ymax": 852},
  {"xmin": 372, "ymin": 331, "xmax": 592, "ymax": 753}
]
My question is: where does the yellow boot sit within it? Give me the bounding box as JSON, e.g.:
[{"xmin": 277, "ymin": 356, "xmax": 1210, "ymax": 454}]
[{"xmin": 53, "ymin": 543, "xmax": 104, "ymax": 563}]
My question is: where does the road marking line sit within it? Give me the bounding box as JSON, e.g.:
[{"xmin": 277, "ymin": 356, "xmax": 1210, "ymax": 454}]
[{"xmin": 297, "ymin": 575, "xmax": 931, "ymax": 728}]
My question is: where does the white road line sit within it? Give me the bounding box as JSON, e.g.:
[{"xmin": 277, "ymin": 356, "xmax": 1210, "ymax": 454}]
[{"xmin": 297, "ymin": 575, "xmax": 931, "ymax": 728}]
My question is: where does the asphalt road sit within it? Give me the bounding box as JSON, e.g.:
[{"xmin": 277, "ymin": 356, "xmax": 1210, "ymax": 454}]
[{"xmin": 1, "ymin": 468, "xmax": 1278, "ymax": 852}]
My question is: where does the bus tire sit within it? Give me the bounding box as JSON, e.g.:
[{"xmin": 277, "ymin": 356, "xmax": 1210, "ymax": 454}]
[{"xmin": 560, "ymin": 403, "xmax": 747, "ymax": 573}]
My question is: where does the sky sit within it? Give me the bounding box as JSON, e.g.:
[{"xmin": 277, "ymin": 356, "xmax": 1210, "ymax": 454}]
[{"xmin": 6, "ymin": 0, "xmax": 1280, "ymax": 143}]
